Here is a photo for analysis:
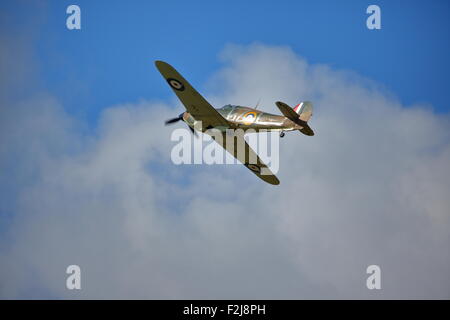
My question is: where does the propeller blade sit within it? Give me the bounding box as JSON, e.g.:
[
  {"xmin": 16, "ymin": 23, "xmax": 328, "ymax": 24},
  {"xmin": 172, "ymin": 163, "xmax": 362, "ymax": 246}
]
[
  {"xmin": 165, "ymin": 113, "xmax": 185, "ymax": 126},
  {"xmin": 165, "ymin": 113, "xmax": 197, "ymax": 136},
  {"xmin": 165, "ymin": 117, "xmax": 181, "ymax": 125}
]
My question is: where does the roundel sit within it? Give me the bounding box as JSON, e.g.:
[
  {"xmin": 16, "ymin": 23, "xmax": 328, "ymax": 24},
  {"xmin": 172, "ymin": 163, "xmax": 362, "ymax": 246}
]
[
  {"xmin": 167, "ymin": 78, "xmax": 185, "ymax": 91},
  {"xmin": 247, "ymin": 164, "xmax": 261, "ymax": 173},
  {"xmin": 242, "ymin": 111, "xmax": 257, "ymax": 125}
]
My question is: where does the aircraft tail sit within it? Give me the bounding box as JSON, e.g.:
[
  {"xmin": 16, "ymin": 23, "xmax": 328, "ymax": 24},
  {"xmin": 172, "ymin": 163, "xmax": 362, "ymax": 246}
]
[
  {"xmin": 275, "ymin": 101, "xmax": 314, "ymax": 136},
  {"xmin": 293, "ymin": 101, "xmax": 313, "ymax": 122}
]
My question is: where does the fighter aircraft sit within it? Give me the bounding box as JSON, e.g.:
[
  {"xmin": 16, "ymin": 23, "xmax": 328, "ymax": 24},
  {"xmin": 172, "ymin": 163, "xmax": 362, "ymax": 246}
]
[{"xmin": 155, "ymin": 60, "xmax": 315, "ymax": 185}]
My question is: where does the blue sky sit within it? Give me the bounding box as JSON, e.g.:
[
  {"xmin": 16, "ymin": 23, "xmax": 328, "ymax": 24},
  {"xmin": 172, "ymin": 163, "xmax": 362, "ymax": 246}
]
[{"xmin": 4, "ymin": 0, "xmax": 450, "ymax": 125}]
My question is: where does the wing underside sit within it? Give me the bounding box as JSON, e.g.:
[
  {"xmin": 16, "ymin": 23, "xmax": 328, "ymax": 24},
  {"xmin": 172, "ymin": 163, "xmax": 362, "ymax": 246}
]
[{"xmin": 209, "ymin": 131, "xmax": 280, "ymax": 185}]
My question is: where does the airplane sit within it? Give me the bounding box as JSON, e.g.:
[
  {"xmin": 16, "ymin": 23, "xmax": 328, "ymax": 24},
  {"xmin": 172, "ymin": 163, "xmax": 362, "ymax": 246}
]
[{"xmin": 155, "ymin": 60, "xmax": 315, "ymax": 185}]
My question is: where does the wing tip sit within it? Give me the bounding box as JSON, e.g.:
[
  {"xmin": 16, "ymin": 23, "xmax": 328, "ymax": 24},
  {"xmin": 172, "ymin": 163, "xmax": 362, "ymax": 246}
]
[
  {"xmin": 154, "ymin": 60, "xmax": 172, "ymax": 71},
  {"xmin": 261, "ymin": 174, "xmax": 280, "ymax": 185},
  {"xmin": 271, "ymin": 177, "xmax": 281, "ymax": 185}
]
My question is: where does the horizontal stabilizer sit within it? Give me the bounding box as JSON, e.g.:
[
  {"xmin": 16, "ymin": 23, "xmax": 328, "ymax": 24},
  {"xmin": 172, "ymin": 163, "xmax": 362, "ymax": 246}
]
[
  {"xmin": 275, "ymin": 101, "xmax": 299, "ymax": 122},
  {"xmin": 299, "ymin": 124, "xmax": 314, "ymax": 136},
  {"xmin": 275, "ymin": 101, "xmax": 314, "ymax": 136}
]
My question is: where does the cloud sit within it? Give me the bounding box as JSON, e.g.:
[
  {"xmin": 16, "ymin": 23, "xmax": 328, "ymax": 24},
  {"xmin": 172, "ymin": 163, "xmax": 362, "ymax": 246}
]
[{"xmin": 1, "ymin": 40, "xmax": 449, "ymax": 299}]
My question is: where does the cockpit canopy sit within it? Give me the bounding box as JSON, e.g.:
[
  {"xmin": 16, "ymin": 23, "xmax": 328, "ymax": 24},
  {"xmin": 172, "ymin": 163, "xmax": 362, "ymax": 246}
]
[
  {"xmin": 217, "ymin": 104, "xmax": 236, "ymax": 117},
  {"xmin": 219, "ymin": 104, "xmax": 235, "ymax": 111}
]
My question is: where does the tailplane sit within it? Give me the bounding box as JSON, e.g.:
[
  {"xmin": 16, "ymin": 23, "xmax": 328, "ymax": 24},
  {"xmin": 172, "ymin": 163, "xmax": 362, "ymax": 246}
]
[
  {"xmin": 293, "ymin": 101, "xmax": 313, "ymax": 122},
  {"xmin": 275, "ymin": 101, "xmax": 314, "ymax": 136}
]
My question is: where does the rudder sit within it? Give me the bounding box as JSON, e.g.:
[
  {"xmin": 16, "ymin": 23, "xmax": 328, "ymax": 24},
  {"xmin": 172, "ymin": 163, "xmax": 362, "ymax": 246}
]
[{"xmin": 293, "ymin": 101, "xmax": 313, "ymax": 122}]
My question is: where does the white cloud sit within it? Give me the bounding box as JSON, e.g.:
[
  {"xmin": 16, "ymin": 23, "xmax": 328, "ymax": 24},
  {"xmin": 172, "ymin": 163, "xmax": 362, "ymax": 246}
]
[{"xmin": 0, "ymin": 43, "xmax": 449, "ymax": 299}]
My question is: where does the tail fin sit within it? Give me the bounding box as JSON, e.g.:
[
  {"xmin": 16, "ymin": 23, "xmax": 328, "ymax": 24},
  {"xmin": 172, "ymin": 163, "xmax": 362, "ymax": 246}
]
[
  {"xmin": 275, "ymin": 101, "xmax": 314, "ymax": 136},
  {"xmin": 293, "ymin": 101, "xmax": 313, "ymax": 122}
]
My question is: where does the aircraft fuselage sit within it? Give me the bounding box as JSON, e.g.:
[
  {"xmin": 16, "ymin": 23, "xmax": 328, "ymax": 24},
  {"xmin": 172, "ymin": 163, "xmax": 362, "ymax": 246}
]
[{"xmin": 183, "ymin": 105, "xmax": 302, "ymax": 132}]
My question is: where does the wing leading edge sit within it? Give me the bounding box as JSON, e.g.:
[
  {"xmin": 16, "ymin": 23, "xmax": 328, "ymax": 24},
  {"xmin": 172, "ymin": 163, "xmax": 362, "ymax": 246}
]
[{"xmin": 155, "ymin": 60, "xmax": 229, "ymax": 127}]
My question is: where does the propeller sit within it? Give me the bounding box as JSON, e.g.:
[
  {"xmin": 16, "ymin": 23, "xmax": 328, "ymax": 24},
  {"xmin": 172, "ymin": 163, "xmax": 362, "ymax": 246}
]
[
  {"xmin": 165, "ymin": 113, "xmax": 198, "ymax": 137},
  {"xmin": 165, "ymin": 113, "xmax": 184, "ymax": 125}
]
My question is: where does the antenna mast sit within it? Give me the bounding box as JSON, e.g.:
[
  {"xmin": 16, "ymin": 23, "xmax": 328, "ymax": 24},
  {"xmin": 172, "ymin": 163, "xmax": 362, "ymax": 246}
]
[{"xmin": 255, "ymin": 98, "xmax": 261, "ymax": 109}]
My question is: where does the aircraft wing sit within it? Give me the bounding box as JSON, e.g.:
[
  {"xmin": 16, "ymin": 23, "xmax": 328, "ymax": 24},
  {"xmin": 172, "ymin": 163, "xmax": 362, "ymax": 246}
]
[
  {"xmin": 210, "ymin": 131, "xmax": 280, "ymax": 185},
  {"xmin": 155, "ymin": 60, "xmax": 229, "ymax": 128}
]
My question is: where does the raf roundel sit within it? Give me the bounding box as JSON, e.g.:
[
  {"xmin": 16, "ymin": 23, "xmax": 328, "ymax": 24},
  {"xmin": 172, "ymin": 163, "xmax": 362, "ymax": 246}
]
[
  {"xmin": 242, "ymin": 111, "xmax": 257, "ymax": 125},
  {"xmin": 246, "ymin": 164, "xmax": 261, "ymax": 173},
  {"xmin": 167, "ymin": 78, "xmax": 185, "ymax": 91}
]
